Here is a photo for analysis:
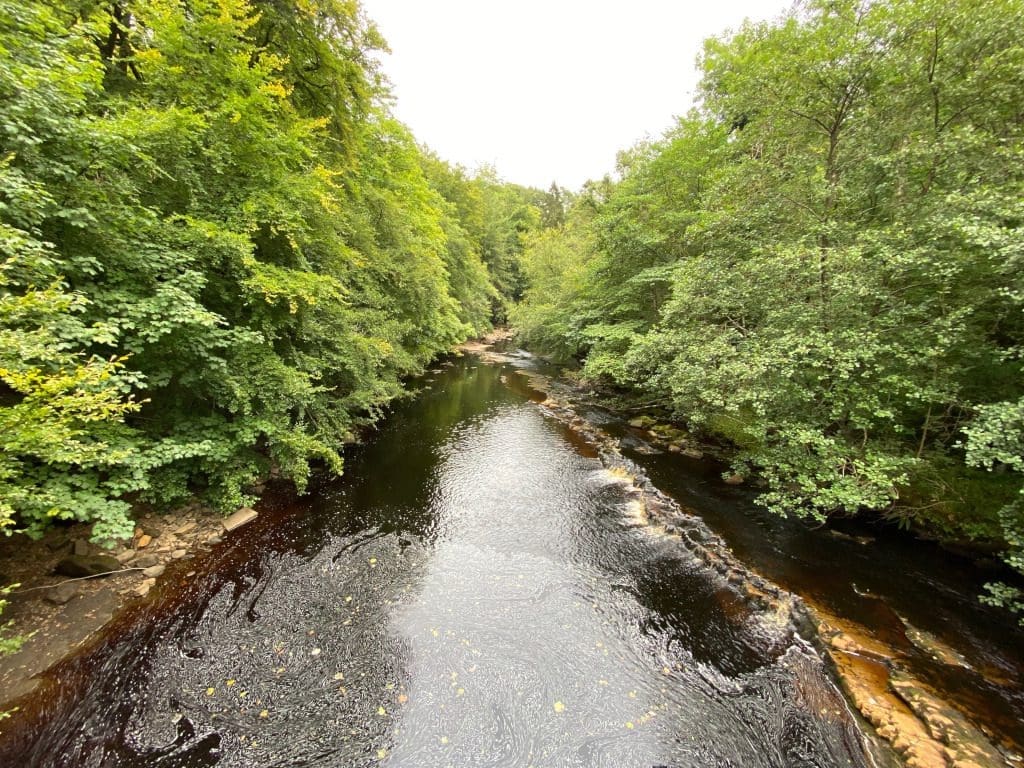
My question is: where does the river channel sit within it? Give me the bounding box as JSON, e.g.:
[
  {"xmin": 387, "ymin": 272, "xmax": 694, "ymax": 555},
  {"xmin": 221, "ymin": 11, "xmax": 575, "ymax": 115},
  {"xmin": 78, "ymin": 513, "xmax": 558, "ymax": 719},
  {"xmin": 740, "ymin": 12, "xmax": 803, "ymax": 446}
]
[{"xmin": 1, "ymin": 350, "xmax": 1002, "ymax": 767}]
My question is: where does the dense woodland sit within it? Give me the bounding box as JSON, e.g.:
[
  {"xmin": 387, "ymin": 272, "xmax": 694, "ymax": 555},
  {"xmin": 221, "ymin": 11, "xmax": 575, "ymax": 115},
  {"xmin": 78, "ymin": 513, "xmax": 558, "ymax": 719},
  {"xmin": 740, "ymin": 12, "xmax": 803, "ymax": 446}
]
[
  {"xmin": 0, "ymin": 0, "xmax": 548, "ymax": 546},
  {"xmin": 1, "ymin": 0, "xmax": 1022, "ymax": 628},
  {"xmin": 515, "ymin": 0, "xmax": 1024, "ymax": 618}
]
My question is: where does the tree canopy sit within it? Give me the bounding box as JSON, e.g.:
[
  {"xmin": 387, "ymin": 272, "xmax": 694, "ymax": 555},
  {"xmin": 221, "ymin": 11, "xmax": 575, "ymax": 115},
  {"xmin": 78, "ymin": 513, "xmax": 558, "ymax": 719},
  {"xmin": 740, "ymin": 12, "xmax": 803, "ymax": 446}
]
[
  {"xmin": 513, "ymin": 0, "xmax": 1024, "ymax": 618},
  {"xmin": 0, "ymin": 0, "xmax": 543, "ymax": 543}
]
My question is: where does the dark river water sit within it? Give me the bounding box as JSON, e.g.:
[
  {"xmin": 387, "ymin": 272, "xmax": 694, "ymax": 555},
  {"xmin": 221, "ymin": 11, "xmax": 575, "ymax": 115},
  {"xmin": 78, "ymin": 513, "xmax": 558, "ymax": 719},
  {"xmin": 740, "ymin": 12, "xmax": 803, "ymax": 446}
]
[{"xmin": 0, "ymin": 354, "xmax": 968, "ymax": 767}]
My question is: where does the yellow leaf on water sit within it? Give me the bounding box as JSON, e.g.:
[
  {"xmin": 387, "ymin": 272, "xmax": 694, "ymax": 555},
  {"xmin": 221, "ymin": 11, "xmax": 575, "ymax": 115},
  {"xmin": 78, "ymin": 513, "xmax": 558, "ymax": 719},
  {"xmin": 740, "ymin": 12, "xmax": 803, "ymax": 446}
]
[
  {"xmin": 206, "ymin": 687, "xmax": 215, "ymax": 696},
  {"xmin": 553, "ymin": 701, "xmax": 565, "ymax": 713},
  {"xmin": 440, "ymin": 736, "xmax": 449, "ymax": 745},
  {"xmin": 377, "ymin": 706, "xmax": 387, "ymax": 716},
  {"xmin": 625, "ymin": 721, "xmax": 635, "ymax": 730},
  {"xmin": 259, "ymin": 710, "xmax": 269, "ymax": 718},
  {"xmin": 333, "ymin": 672, "xmax": 345, "ymax": 680},
  {"xmin": 226, "ymin": 679, "xmax": 236, "ymax": 687},
  {"xmin": 376, "ymin": 748, "xmax": 387, "ymax": 759}
]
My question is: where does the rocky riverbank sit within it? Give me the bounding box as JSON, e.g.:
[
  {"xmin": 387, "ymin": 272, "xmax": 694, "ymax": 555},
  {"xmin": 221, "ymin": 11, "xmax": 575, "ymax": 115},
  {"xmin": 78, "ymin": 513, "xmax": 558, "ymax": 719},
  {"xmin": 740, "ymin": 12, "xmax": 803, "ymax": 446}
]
[{"xmin": 0, "ymin": 502, "xmax": 259, "ymax": 712}]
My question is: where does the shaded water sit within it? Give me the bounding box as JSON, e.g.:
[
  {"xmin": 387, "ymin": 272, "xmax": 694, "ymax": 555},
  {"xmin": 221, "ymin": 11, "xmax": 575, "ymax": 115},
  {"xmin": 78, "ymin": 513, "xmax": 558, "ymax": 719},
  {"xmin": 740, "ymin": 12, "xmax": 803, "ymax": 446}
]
[
  {"xmin": 611, "ymin": 417, "xmax": 1024, "ymax": 757},
  {"xmin": 0, "ymin": 357, "xmax": 874, "ymax": 767}
]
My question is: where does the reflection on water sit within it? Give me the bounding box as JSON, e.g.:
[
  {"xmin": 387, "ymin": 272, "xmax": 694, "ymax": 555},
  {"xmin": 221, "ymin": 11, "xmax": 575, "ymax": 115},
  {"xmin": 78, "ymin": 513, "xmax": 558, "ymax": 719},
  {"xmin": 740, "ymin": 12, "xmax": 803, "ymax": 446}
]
[{"xmin": 0, "ymin": 358, "xmax": 871, "ymax": 767}]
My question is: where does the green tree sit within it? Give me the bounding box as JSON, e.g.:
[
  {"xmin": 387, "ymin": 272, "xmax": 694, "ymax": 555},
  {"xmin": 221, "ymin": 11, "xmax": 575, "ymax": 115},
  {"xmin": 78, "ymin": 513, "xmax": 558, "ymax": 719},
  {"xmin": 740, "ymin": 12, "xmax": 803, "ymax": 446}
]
[{"xmin": 514, "ymin": 0, "xmax": 1024, "ymax": 600}]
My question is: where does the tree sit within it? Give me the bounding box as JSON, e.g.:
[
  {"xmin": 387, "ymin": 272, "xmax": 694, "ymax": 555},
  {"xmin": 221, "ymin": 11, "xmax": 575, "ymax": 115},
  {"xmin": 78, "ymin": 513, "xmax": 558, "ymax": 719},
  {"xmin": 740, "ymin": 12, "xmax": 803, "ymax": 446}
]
[{"xmin": 513, "ymin": 0, "xmax": 1024, "ymax": 585}]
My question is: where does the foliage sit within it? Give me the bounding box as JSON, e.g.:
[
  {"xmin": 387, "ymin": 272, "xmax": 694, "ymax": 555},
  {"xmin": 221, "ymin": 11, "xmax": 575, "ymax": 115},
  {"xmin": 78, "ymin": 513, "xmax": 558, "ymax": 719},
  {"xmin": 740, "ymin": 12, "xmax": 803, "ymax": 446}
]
[
  {"xmin": 0, "ymin": 584, "xmax": 25, "ymax": 658},
  {"xmin": 421, "ymin": 156, "xmax": 552, "ymax": 321},
  {"xmin": 514, "ymin": 0, "xmax": 1024, "ymax": 596},
  {"xmin": 0, "ymin": 0, "xmax": 540, "ymax": 544},
  {"xmin": 965, "ymin": 398, "xmax": 1024, "ymax": 622}
]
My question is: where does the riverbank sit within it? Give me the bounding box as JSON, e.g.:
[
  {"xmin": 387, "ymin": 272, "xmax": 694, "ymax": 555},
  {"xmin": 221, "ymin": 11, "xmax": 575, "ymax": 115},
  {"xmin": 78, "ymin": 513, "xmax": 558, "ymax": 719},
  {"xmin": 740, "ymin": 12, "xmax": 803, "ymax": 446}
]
[
  {"xmin": 473, "ymin": 334, "xmax": 1018, "ymax": 768},
  {"xmin": 0, "ymin": 501, "xmax": 259, "ymax": 712}
]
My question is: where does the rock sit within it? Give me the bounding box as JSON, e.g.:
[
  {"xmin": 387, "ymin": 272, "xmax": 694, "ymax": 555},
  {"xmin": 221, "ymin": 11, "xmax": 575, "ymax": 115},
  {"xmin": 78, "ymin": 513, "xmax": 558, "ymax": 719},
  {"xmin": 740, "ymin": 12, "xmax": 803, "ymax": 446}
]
[
  {"xmin": 73, "ymin": 538, "xmax": 90, "ymax": 556},
  {"xmin": 142, "ymin": 564, "xmax": 165, "ymax": 578},
  {"xmin": 681, "ymin": 448, "xmax": 705, "ymax": 460},
  {"xmin": 54, "ymin": 554, "xmax": 121, "ymax": 578},
  {"xmin": 222, "ymin": 507, "xmax": 258, "ymax": 532},
  {"xmin": 668, "ymin": 444, "xmax": 681, "ymax": 453},
  {"xmin": 135, "ymin": 578, "xmax": 156, "ymax": 597},
  {"xmin": 136, "ymin": 534, "xmax": 152, "ymax": 549},
  {"xmin": 115, "ymin": 549, "xmax": 136, "ymax": 564},
  {"xmin": 44, "ymin": 582, "xmax": 80, "ymax": 605},
  {"xmin": 154, "ymin": 534, "xmax": 179, "ymax": 552},
  {"xmin": 134, "ymin": 554, "xmax": 159, "ymax": 569},
  {"xmin": 173, "ymin": 520, "xmax": 196, "ymax": 535},
  {"xmin": 724, "ymin": 474, "xmax": 745, "ymax": 485},
  {"xmin": 206, "ymin": 534, "xmax": 223, "ymax": 545},
  {"xmin": 45, "ymin": 532, "xmax": 71, "ymax": 551},
  {"xmin": 171, "ymin": 549, "xmax": 187, "ymax": 559}
]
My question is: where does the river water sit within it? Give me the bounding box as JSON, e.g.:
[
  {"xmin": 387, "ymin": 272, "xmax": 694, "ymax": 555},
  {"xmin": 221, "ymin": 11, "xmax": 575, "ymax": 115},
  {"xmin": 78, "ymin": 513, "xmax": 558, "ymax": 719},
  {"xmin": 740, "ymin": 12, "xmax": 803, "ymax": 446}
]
[{"xmin": 0, "ymin": 354, "xmax": 914, "ymax": 766}]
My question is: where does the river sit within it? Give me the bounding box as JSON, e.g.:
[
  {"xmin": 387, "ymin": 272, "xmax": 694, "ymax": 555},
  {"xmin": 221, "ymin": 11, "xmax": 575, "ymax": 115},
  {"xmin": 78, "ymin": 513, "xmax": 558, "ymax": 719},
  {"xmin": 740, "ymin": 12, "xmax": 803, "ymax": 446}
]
[{"xmin": 2, "ymin": 349, "xmax": 1017, "ymax": 767}]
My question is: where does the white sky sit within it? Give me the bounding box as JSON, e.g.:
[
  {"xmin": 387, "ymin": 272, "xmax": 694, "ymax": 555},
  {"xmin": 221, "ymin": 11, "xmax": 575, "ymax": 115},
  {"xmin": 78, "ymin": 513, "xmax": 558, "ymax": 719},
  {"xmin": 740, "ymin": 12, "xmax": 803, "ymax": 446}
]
[{"xmin": 360, "ymin": 0, "xmax": 792, "ymax": 190}]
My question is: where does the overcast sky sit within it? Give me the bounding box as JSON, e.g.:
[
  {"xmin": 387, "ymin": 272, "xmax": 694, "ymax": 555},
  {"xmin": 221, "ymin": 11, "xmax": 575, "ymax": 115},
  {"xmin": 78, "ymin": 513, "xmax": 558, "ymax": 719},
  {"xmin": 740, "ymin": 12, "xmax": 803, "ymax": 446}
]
[{"xmin": 360, "ymin": 1, "xmax": 792, "ymax": 190}]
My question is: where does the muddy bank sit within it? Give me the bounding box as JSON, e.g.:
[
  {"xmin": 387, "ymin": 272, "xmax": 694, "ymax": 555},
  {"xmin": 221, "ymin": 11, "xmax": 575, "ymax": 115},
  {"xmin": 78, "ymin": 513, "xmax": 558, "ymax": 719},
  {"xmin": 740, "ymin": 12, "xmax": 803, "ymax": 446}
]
[
  {"xmin": 0, "ymin": 502, "xmax": 259, "ymax": 713},
  {"xmin": 470, "ymin": 338, "xmax": 1017, "ymax": 768}
]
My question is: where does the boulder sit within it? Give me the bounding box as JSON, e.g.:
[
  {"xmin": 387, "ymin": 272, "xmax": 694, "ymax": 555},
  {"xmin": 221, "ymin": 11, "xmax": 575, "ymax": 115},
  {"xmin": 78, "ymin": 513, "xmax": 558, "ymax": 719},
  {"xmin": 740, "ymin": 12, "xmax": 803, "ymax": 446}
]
[
  {"xmin": 142, "ymin": 564, "xmax": 165, "ymax": 578},
  {"xmin": 73, "ymin": 538, "xmax": 90, "ymax": 556},
  {"xmin": 134, "ymin": 554, "xmax": 160, "ymax": 569},
  {"xmin": 54, "ymin": 554, "xmax": 121, "ymax": 578},
  {"xmin": 222, "ymin": 507, "xmax": 258, "ymax": 532},
  {"xmin": 136, "ymin": 534, "xmax": 152, "ymax": 549},
  {"xmin": 44, "ymin": 582, "xmax": 80, "ymax": 605},
  {"xmin": 135, "ymin": 578, "xmax": 156, "ymax": 597},
  {"xmin": 45, "ymin": 532, "xmax": 71, "ymax": 551}
]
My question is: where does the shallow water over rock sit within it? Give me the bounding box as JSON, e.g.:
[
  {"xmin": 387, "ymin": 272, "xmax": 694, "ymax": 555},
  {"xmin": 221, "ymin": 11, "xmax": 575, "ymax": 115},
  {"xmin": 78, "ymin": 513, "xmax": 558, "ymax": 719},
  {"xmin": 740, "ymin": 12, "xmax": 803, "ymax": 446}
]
[{"xmin": 0, "ymin": 357, "xmax": 873, "ymax": 767}]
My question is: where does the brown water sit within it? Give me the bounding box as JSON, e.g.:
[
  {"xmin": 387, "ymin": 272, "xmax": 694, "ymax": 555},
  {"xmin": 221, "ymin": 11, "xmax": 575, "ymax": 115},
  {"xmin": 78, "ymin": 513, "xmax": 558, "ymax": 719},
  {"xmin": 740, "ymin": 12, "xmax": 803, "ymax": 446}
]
[
  {"xmin": 0, "ymin": 354, "xmax": 881, "ymax": 767},
  {"xmin": 610, "ymin": 424, "xmax": 1024, "ymax": 758}
]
